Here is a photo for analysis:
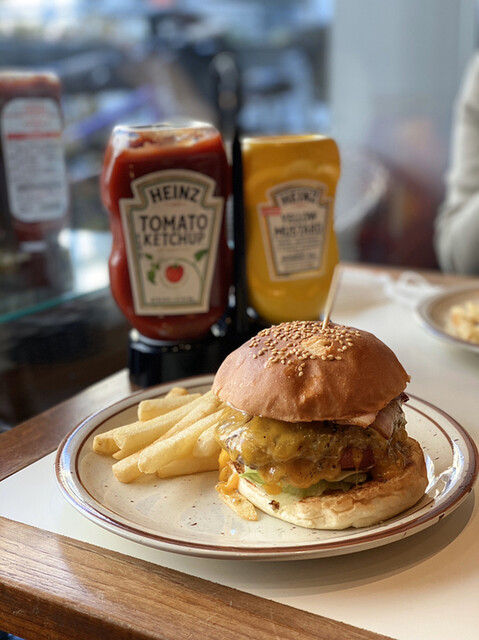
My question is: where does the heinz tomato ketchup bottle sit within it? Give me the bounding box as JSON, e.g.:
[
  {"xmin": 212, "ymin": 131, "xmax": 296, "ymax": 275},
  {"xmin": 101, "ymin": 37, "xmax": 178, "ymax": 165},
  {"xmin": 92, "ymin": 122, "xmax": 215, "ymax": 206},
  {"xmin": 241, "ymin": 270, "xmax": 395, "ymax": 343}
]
[{"xmin": 101, "ymin": 121, "xmax": 232, "ymax": 384}]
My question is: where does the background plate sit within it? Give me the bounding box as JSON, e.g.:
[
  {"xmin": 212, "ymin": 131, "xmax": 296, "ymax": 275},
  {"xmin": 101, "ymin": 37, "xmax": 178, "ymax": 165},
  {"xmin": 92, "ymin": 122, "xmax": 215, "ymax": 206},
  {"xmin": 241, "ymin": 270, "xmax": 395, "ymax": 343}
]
[
  {"xmin": 55, "ymin": 375, "xmax": 478, "ymax": 561},
  {"xmin": 416, "ymin": 285, "xmax": 479, "ymax": 353}
]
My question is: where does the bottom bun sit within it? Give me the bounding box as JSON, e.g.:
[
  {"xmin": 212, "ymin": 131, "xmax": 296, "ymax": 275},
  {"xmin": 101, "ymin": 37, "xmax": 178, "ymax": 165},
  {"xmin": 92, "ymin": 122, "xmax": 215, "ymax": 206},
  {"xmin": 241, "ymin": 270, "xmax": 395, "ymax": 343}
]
[{"xmin": 237, "ymin": 438, "xmax": 428, "ymax": 530}]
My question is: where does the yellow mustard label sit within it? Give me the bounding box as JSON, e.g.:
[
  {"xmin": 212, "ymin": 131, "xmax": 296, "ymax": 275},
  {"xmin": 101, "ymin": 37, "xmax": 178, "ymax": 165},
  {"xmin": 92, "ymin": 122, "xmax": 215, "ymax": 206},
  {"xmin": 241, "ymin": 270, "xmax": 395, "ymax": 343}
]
[{"xmin": 258, "ymin": 179, "xmax": 332, "ymax": 280}]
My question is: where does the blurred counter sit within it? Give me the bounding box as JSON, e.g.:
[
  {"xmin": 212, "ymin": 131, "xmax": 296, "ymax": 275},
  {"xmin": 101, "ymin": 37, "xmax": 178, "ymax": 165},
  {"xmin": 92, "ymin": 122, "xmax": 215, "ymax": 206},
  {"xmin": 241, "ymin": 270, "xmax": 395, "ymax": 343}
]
[{"xmin": 0, "ymin": 229, "xmax": 130, "ymax": 428}]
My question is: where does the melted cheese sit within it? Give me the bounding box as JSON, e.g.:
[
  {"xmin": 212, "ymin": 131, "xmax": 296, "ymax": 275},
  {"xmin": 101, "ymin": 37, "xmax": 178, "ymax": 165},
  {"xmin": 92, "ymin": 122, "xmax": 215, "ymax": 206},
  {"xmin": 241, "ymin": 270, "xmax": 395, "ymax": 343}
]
[
  {"xmin": 263, "ymin": 483, "xmax": 283, "ymax": 495},
  {"xmin": 215, "ymin": 450, "xmax": 257, "ymax": 520},
  {"xmin": 217, "ymin": 449, "xmax": 241, "ymax": 495},
  {"xmin": 215, "ymin": 404, "xmax": 408, "ymax": 489}
]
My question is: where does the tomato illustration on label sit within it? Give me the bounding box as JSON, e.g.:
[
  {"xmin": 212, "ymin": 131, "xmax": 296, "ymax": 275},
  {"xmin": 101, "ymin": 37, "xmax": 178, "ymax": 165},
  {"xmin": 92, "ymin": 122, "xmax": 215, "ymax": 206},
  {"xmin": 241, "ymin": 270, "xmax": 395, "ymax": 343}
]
[{"xmin": 165, "ymin": 263, "xmax": 184, "ymax": 283}]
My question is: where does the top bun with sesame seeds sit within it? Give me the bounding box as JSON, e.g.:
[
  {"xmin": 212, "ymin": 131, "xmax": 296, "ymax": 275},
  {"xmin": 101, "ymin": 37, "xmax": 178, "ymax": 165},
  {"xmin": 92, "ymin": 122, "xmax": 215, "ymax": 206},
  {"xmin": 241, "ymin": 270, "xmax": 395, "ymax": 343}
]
[
  {"xmin": 212, "ymin": 320, "xmax": 410, "ymax": 423},
  {"xmin": 212, "ymin": 321, "xmax": 427, "ymax": 530}
]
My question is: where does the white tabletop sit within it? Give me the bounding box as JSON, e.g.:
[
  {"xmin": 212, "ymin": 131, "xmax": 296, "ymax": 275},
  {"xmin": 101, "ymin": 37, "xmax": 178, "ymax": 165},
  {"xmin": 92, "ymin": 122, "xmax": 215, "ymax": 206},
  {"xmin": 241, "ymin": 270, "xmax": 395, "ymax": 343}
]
[{"xmin": 1, "ymin": 267, "xmax": 478, "ymax": 640}]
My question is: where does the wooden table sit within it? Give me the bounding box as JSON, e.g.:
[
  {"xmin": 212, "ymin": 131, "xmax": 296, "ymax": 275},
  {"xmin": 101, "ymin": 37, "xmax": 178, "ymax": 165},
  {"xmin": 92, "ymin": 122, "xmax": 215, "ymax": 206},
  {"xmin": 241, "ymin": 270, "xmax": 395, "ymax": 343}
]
[{"xmin": 1, "ymin": 264, "xmax": 477, "ymax": 640}]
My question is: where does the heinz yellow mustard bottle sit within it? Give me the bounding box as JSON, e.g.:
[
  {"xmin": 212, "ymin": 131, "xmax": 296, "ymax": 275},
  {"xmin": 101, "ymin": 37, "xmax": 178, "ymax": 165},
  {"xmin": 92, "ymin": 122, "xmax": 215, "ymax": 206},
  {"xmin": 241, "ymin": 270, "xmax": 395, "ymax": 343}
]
[{"xmin": 241, "ymin": 134, "xmax": 340, "ymax": 324}]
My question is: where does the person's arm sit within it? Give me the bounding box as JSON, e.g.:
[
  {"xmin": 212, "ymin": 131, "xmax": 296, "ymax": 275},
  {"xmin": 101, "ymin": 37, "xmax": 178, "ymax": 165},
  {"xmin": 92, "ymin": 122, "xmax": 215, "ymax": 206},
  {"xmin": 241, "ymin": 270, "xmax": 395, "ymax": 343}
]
[{"xmin": 435, "ymin": 53, "xmax": 479, "ymax": 274}]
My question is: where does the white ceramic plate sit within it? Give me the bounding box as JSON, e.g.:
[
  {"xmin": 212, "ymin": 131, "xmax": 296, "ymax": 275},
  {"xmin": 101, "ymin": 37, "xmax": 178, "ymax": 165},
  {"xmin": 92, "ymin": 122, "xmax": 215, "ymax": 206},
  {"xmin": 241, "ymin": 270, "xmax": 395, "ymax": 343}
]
[
  {"xmin": 55, "ymin": 375, "xmax": 478, "ymax": 561},
  {"xmin": 416, "ymin": 285, "xmax": 479, "ymax": 353}
]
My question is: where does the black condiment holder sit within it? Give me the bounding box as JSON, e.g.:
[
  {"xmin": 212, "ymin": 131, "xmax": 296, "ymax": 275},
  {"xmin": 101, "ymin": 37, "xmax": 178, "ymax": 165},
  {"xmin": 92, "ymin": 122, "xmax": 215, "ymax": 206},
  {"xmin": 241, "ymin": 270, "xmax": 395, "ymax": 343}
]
[
  {"xmin": 128, "ymin": 316, "xmax": 234, "ymax": 387},
  {"xmin": 127, "ymin": 128, "xmax": 259, "ymax": 388}
]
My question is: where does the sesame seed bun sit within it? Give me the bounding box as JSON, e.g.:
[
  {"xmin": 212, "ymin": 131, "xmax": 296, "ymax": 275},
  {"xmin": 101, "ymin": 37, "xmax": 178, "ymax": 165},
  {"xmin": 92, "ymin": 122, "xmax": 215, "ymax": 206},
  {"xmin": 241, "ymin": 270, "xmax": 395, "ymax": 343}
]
[
  {"xmin": 212, "ymin": 321, "xmax": 410, "ymax": 422},
  {"xmin": 213, "ymin": 321, "xmax": 428, "ymax": 530}
]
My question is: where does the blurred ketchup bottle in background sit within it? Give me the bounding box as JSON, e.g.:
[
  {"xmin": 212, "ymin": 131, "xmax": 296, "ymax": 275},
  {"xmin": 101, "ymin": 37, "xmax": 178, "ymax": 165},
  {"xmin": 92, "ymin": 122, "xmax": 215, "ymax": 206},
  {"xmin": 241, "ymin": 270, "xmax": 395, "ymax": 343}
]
[{"xmin": 0, "ymin": 70, "xmax": 69, "ymax": 253}]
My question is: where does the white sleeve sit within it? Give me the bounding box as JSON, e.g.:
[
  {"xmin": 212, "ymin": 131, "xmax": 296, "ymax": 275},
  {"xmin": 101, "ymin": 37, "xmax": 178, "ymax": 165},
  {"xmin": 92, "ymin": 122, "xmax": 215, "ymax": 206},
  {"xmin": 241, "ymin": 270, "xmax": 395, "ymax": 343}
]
[{"xmin": 435, "ymin": 53, "xmax": 479, "ymax": 274}]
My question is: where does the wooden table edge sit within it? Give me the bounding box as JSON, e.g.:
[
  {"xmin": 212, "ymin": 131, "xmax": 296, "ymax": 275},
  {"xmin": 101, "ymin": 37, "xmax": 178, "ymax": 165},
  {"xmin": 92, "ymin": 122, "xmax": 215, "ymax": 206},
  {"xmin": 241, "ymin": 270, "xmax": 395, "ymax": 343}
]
[{"xmin": 0, "ymin": 515, "xmax": 394, "ymax": 640}]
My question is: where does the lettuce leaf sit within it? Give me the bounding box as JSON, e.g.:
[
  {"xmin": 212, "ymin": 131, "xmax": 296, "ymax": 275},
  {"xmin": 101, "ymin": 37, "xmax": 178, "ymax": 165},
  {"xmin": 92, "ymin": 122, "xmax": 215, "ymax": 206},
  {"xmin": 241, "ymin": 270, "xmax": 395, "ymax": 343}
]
[{"xmin": 240, "ymin": 467, "xmax": 368, "ymax": 500}]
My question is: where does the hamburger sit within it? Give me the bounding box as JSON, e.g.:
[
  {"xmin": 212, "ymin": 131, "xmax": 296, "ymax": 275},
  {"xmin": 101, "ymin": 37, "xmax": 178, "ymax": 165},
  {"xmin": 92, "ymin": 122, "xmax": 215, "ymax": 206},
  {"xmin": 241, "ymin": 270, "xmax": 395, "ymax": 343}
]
[{"xmin": 212, "ymin": 320, "xmax": 428, "ymax": 529}]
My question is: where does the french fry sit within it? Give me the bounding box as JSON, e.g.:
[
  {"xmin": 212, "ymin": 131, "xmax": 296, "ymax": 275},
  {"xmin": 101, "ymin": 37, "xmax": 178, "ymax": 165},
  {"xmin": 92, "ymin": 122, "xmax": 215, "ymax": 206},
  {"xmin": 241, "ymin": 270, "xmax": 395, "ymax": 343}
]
[
  {"xmin": 93, "ymin": 429, "xmax": 120, "ymax": 455},
  {"xmin": 157, "ymin": 391, "xmax": 220, "ymax": 442},
  {"xmin": 94, "ymin": 387, "xmax": 225, "ymax": 487},
  {"xmin": 138, "ymin": 408, "xmax": 223, "ymax": 474},
  {"xmin": 112, "ymin": 450, "xmax": 143, "ymax": 484},
  {"xmin": 166, "ymin": 386, "xmax": 189, "ymax": 397},
  {"xmin": 113, "ymin": 407, "xmax": 221, "ymax": 482},
  {"xmin": 112, "ymin": 445, "xmax": 140, "ymax": 460},
  {"xmin": 193, "ymin": 424, "xmax": 220, "ymax": 458},
  {"xmin": 217, "ymin": 490, "xmax": 258, "ymax": 521},
  {"xmin": 113, "ymin": 396, "xmax": 211, "ymax": 452},
  {"xmin": 93, "ymin": 387, "xmax": 192, "ymax": 454},
  {"xmin": 138, "ymin": 392, "xmax": 201, "ymax": 422},
  {"xmin": 157, "ymin": 453, "xmax": 219, "ymax": 478}
]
